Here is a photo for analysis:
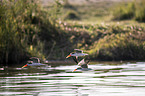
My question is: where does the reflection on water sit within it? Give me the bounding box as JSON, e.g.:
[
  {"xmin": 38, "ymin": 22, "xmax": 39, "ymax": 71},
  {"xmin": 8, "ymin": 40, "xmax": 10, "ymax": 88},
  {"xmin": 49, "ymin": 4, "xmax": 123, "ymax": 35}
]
[{"xmin": 0, "ymin": 62, "xmax": 145, "ymax": 96}]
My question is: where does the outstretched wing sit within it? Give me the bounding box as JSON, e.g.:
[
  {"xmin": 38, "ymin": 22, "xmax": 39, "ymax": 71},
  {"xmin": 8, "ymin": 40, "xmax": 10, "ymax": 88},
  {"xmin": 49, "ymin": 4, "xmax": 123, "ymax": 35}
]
[
  {"xmin": 78, "ymin": 59, "xmax": 85, "ymax": 66},
  {"xmin": 71, "ymin": 56, "xmax": 78, "ymax": 64},
  {"xmin": 78, "ymin": 59, "xmax": 89, "ymax": 68}
]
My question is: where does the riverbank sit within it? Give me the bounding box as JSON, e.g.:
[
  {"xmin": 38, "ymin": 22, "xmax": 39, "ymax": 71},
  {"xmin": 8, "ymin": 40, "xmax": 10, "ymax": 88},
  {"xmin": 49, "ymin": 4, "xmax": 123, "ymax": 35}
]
[{"xmin": 0, "ymin": 0, "xmax": 145, "ymax": 65}]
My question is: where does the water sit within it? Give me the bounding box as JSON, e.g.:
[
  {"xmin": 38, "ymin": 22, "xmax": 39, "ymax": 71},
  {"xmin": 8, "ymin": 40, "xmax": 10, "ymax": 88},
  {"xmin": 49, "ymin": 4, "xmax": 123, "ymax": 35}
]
[{"xmin": 0, "ymin": 62, "xmax": 145, "ymax": 96}]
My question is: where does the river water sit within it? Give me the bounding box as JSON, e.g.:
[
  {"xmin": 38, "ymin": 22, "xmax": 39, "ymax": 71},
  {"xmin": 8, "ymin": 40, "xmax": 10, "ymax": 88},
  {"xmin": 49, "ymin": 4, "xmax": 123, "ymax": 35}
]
[{"xmin": 0, "ymin": 61, "xmax": 145, "ymax": 96}]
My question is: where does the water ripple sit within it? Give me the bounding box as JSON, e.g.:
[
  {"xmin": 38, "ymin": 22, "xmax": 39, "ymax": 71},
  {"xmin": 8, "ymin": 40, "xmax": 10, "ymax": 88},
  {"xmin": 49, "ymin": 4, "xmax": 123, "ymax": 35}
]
[{"xmin": 0, "ymin": 62, "xmax": 145, "ymax": 96}]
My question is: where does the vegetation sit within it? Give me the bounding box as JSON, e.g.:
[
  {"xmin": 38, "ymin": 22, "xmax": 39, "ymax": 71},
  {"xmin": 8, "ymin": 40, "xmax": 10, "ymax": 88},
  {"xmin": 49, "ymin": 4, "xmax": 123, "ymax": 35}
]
[
  {"xmin": 0, "ymin": 0, "xmax": 67, "ymax": 65},
  {"xmin": 0, "ymin": 0, "xmax": 145, "ymax": 66},
  {"xmin": 112, "ymin": 0, "xmax": 145, "ymax": 22},
  {"xmin": 60, "ymin": 0, "xmax": 113, "ymax": 22},
  {"xmin": 59, "ymin": 21, "xmax": 145, "ymax": 61},
  {"xmin": 64, "ymin": 10, "xmax": 80, "ymax": 20},
  {"xmin": 88, "ymin": 24, "xmax": 145, "ymax": 60}
]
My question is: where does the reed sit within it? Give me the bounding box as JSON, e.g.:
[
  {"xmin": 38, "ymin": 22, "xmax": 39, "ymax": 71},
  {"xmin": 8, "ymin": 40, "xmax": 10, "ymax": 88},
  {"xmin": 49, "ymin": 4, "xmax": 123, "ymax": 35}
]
[{"xmin": 0, "ymin": 0, "xmax": 62, "ymax": 65}]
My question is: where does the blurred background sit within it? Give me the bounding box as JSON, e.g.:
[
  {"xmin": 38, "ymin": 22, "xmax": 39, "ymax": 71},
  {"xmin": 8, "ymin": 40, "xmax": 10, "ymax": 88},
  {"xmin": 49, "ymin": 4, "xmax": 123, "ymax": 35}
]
[
  {"xmin": 0, "ymin": 0, "xmax": 145, "ymax": 66},
  {"xmin": 1, "ymin": 1, "xmax": 145, "ymax": 96}
]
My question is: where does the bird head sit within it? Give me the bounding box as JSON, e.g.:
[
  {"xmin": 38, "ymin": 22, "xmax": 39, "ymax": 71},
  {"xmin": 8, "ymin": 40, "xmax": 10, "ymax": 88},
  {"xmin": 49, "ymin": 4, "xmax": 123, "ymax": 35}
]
[
  {"xmin": 22, "ymin": 64, "xmax": 28, "ymax": 68},
  {"xmin": 72, "ymin": 69, "xmax": 77, "ymax": 72},
  {"xmin": 66, "ymin": 52, "xmax": 74, "ymax": 58},
  {"xmin": 66, "ymin": 54, "xmax": 71, "ymax": 58}
]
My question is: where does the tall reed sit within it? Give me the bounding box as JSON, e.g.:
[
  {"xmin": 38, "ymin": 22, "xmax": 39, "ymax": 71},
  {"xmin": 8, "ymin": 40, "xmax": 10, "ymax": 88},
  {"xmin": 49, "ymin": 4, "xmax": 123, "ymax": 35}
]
[{"xmin": 0, "ymin": 0, "xmax": 62, "ymax": 65}]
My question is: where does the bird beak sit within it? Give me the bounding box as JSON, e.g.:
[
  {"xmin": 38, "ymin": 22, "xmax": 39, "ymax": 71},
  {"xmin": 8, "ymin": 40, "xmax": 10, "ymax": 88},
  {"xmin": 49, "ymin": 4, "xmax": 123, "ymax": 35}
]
[
  {"xmin": 72, "ymin": 69, "xmax": 77, "ymax": 72},
  {"xmin": 22, "ymin": 64, "xmax": 28, "ymax": 68},
  {"xmin": 66, "ymin": 55, "xmax": 71, "ymax": 58}
]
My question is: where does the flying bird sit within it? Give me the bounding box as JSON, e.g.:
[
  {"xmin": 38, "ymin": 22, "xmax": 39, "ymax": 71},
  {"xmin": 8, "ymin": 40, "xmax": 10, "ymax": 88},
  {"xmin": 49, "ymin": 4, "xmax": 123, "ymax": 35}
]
[
  {"xmin": 72, "ymin": 58, "xmax": 91, "ymax": 72},
  {"xmin": 66, "ymin": 49, "xmax": 91, "ymax": 72},
  {"xmin": 66, "ymin": 49, "xmax": 88, "ymax": 58}
]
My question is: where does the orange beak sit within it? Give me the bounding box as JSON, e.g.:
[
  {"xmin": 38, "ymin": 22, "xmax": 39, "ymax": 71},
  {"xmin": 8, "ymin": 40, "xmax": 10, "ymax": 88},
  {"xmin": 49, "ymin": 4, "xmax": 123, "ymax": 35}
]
[
  {"xmin": 22, "ymin": 64, "xmax": 28, "ymax": 68},
  {"xmin": 66, "ymin": 55, "xmax": 71, "ymax": 58},
  {"xmin": 72, "ymin": 69, "xmax": 77, "ymax": 72}
]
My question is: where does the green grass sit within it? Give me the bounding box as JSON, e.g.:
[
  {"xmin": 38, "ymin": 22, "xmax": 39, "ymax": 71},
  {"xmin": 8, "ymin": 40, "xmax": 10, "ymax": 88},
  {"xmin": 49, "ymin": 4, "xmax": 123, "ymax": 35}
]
[
  {"xmin": 57, "ymin": 20, "xmax": 145, "ymax": 61},
  {"xmin": 112, "ymin": 0, "xmax": 145, "ymax": 22},
  {"xmin": 38, "ymin": 0, "xmax": 145, "ymax": 61},
  {"xmin": 1, "ymin": 0, "xmax": 145, "ymax": 65},
  {"xmin": 0, "ymin": 0, "xmax": 64, "ymax": 65},
  {"xmin": 59, "ymin": 0, "xmax": 115, "ymax": 22}
]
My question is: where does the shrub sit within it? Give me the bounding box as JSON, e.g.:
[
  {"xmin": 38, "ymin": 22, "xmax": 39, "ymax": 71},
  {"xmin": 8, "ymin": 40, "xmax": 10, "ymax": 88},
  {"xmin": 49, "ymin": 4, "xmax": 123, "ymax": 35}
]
[
  {"xmin": 135, "ymin": 0, "xmax": 145, "ymax": 22},
  {"xmin": 112, "ymin": 2, "xmax": 135, "ymax": 20},
  {"xmin": 112, "ymin": 0, "xmax": 145, "ymax": 22},
  {"xmin": 89, "ymin": 25, "xmax": 145, "ymax": 61},
  {"xmin": 0, "ymin": 0, "xmax": 63, "ymax": 65},
  {"xmin": 64, "ymin": 10, "xmax": 80, "ymax": 20}
]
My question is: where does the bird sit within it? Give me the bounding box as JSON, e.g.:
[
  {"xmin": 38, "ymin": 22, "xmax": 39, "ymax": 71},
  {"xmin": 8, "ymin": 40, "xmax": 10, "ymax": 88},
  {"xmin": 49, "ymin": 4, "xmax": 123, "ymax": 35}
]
[
  {"xmin": 72, "ymin": 58, "xmax": 91, "ymax": 72},
  {"xmin": 66, "ymin": 49, "xmax": 88, "ymax": 58},
  {"xmin": 66, "ymin": 49, "xmax": 91, "ymax": 72},
  {"xmin": 22, "ymin": 57, "xmax": 46, "ymax": 68}
]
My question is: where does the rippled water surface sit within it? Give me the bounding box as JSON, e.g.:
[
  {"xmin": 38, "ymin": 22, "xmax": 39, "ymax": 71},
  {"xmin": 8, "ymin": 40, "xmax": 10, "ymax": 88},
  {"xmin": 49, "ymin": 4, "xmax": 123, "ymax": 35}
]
[{"xmin": 0, "ymin": 62, "xmax": 145, "ymax": 96}]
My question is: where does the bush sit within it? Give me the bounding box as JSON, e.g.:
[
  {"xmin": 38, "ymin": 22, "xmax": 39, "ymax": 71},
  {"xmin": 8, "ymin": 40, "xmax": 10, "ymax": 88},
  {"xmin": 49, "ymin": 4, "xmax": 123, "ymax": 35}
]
[
  {"xmin": 135, "ymin": 0, "xmax": 145, "ymax": 22},
  {"xmin": 0, "ymin": 0, "xmax": 63, "ymax": 65},
  {"xmin": 89, "ymin": 25, "xmax": 145, "ymax": 61},
  {"xmin": 112, "ymin": 2, "xmax": 135, "ymax": 20},
  {"xmin": 112, "ymin": 0, "xmax": 145, "ymax": 22},
  {"xmin": 64, "ymin": 10, "xmax": 80, "ymax": 20}
]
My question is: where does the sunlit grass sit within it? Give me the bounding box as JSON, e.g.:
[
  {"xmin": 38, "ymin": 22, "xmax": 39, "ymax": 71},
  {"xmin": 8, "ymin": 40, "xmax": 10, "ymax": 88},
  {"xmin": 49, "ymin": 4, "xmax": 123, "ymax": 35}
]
[
  {"xmin": 56, "ymin": 19, "xmax": 145, "ymax": 61},
  {"xmin": 112, "ymin": 0, "xmax": 145, "ymax": 22},
  {"xmin": 1, "ymin": 0, "xmax": 145, "ymax": 65}
]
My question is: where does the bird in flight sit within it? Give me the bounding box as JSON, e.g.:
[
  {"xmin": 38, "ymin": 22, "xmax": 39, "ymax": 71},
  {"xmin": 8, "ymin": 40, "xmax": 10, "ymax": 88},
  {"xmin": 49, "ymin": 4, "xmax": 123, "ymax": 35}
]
[{"xmin": 66, "ymin": 49, "xmax": 91, "ymax": 72}]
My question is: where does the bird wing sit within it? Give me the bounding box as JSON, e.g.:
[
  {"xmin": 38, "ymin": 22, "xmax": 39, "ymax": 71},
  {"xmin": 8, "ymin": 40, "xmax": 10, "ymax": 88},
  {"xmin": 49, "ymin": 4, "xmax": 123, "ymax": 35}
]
[
  {"xmin": 78, "ymin": 59, "xmax": 90, "ymax": 68},
  {"xmin": 74, "ymin": 49, "xmax": 83, "ymax": 52},
  {"xmin": 71, "ymin": 56, "xmax": 78, "ymax": 64},
  {"xmin": 71, "ymin": 53, "xmax": 88, "ymax": 57},
  {"xmin": 78, "ymin": 59, "xmax": 85, "ymax": 66}
]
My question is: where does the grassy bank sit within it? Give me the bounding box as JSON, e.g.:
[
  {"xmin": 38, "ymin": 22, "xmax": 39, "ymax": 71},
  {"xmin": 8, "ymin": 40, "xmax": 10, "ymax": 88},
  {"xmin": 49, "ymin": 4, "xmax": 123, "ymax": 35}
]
[
  {"xmin": 58, "ymin": 21, "xmax": 145, "ymax": 61},
  {"xmin": 0, "ymin": 0, "xmax": 67, "ymax": 65},
  {"xmin": 0, "ymin": 0, "xmax": 145, "ymax": 66},
  {"xmin": 112, "ymin": 0, "xmax": 145, "ymax": 22}
]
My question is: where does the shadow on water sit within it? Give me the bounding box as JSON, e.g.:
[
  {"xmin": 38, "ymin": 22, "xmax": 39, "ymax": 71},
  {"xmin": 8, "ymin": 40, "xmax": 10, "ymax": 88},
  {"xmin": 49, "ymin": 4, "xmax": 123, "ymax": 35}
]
[{"xmin": 0, "ymin": 61, "xmax": 145, "ymax": 96}]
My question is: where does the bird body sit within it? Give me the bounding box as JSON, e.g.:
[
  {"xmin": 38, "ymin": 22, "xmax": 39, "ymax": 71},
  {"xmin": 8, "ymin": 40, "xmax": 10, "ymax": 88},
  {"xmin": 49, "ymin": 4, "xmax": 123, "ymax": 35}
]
[
  {"xmin": 74, "ymin": 67, "xmax": 92, "ymax": 72},
  {"xmin": 69, "ymin": 53, "xmax": 88, "ymax": 57},
  {"xmin": 66, "ymin": 49, "xmax": 88, "ymax": 58},
  {"xmin": 78, "ymin": 59, "xmax": 87, "ymax": 66},
  {"xmin": 66, "ymin": 49, "xmax": 91, "ymax": 72},
  {"xmin": 26, "ymin": 63, "xmax": 45, "ymax": 66},
  {"xmin": 22, "ymin": 57, "xmax": 46, "ymax": 68}
]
